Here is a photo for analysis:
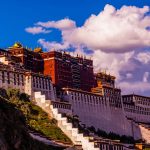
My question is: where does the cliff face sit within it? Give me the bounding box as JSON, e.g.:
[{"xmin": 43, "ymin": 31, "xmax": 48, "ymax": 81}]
[
  {"xmin": 0, "ymin": 98, "xmax": 35, "ymax": 150},
  {"xmin": 0, "ymin": 97, "xmax": 63, "ymax": 150}
]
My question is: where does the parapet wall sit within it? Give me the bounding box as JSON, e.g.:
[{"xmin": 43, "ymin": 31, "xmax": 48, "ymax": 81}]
[{"xmin": 70, "ymin": 97, "xmax": 141, "ymax": 139}]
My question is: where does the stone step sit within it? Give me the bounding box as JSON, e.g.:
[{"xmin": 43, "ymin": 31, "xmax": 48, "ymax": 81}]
[
  {"xmin": 66, "ymin": 123, "xmax": 73, "ymax": 130},
  {"xmin": 40, "ymin": 95, "xmax": 46, "ymax": 103},
  {"xmin": 61, "ymin": 119, "xmax": 69, "ymax": 126},
  {"xmin": 58, "ymin": 120, "xmax": 80, "ymax": 145},
  {"xmin": 59, "ymin": 117, "xmax": 68, "ymax": 121},
  {"xmin": 34, "ymin": 92, "xmax": 100, "ymax": 150},
  {"xmin": 71, "ymin": 128, "xmax": 79, "ymax": 137},
  {"xmin": 34, "ymin": 92, "xmax": 42, "ymax": 98},
  {"xmin": 55, "ymin": 113, "xmax": 62, "ymax": 120},
  {"xmin": 51, "ymin": 107, "xmax": 59, "ymax": 114}
]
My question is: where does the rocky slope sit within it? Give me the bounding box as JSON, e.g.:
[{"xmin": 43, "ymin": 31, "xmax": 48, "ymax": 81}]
[{"xmin": 0, "ymin": 88, "xmax": 69, "ymax": 150}]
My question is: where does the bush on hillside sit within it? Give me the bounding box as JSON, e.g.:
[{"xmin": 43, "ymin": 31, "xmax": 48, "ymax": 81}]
[
  {"xmin": 0, "ymin": 88, "xmax": 71, "ymax": 144},
  {"xmin": 0, "ymin": 97, "xmax": 64, "ymax": 150}
]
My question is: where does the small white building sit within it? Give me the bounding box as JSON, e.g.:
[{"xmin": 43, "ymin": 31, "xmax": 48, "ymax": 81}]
[
  {"xmin": 122, "ymin": 94, "xmax": 150, "ymax": 124},
  {"xmin": 0, "ymin": 61, "xmax": 55, "ymax": 100}
]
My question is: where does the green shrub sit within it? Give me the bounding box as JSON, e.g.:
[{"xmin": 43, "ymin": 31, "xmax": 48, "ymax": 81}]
[{"xmin": 0, "ymin": 88, "xmax": 72, "ymax": 144}]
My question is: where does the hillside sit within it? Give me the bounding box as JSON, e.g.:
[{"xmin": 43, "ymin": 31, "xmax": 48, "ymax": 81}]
[{"xmin": 0, "ymin": 88, "xmax": 72, "ymax": 150}]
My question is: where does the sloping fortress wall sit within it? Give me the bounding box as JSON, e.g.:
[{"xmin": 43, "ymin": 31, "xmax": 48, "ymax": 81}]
[{"xmin": 61, "ymin": 88, "xmax": 141, "ymax": 140}]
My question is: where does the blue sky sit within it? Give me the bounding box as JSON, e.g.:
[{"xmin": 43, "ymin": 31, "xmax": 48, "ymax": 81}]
[
  {"xmin": 1, "ymin": 0, "xmax": 150, "ymax": 95},
  {"xmin": 0, "ymin": 0, "xmax": 149, "ymax": 48}
]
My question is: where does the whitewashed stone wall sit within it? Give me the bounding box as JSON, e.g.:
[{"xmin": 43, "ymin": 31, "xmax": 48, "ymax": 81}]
[
  {"xmin": 62, "ymin": 90, "xmax": 142, "ymax": 140},
  {"xmin": 123, "ymin": 95, "xmax": 150, "ymax": 124},
  {"xmin": 0, "ymin": 68, "xmax": 55, "ymax": 101},
  {"xmin": 0, "ymin": 70, "xmax": 25, "ymax": 93}
]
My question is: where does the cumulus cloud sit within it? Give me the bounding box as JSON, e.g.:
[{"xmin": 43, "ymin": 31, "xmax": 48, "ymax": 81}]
[
  {"xmin": 143, "ymin": 72, "xmax": 149, "ymax": 82},
  {"xmin": 92, "ymin": 50, "xmax": 137, "ymax": 80},
  {"xmin": 36, "ymin": 18, "xmax": 76, "ymax": 30},
  {"xmin": 126, "ymin": 73, "xmax": 133, "ymax": 79},
  {"xmin": 38, "ymin": 39, "xmax": 70, "ymax": 50},
  {"xmin": 136, "ymin": 52, "xmax": 150, "ymax": 64},
  {"xmin": 119, "ymin": 81, "xmax": 150, "ymax": 95},
  {"xmin": 25, "ymin": 27, "xmax": 51, "ymax": 34},
  {"xmin": 25, "ymin": 4, "xmax": 150, "ymax": 95},
  {"xmin": 62, "ymin": 4, "xmax": 150, "ymax": 53},
  {"xmin": 26, "ymin": 4, "xmax": 150, "ymax": 53},
  {"xmin": 91, "ymin": 49, "xmax": 150, "ymax": 95}
]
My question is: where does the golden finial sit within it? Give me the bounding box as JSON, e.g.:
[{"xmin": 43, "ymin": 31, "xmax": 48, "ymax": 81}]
[{"xmin": 13, "ymin": 42, "xmax": 22, "ymax": 48}]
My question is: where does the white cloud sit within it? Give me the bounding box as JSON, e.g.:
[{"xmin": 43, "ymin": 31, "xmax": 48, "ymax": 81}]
[
  {"xmin": 36, "ymin": 18, "xmax": 76, "ymax": 30},
  {"xmin": 92, "ymin": 50, "xmax": 136, "ymax": 80},
  {"xmin": 25, "ymin": 27, "xmax": 51, "ymax": 34},
  {"xmin": 119, "ymin": 81, "xmax": 150, "ymax": 95},
  {"xmin": 126, "ymin": 73, "xmax": 133, "ymax": 79},
  {"xmin": 38, "ymin": 39, "xmax": 69, "ymax": 50},
  {"xmin": 143, "ymin": 72, "xmax": 149, "ymax": 82},
  {"xmin": 62, "ymin": 5, "xmax": 150, "ymax": 53},
  {"xmin": 136, "ymin": 52, "xmax": 150, "ymax": 64},
  {"xmin": 91, "ymin": 50, "xmax": 150, "ymax": 95},
  {"xmin": 27, "ymin": 5, "xmax": 150, "ymax": 53}
]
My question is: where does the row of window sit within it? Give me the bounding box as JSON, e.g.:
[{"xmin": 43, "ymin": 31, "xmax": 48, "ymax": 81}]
[
  {"xmin": 1, "ymin": 71, "xmax": 24, "ymax": 86},
  {"xmin": 124, "ymin": 104, "xmax": 150, "ymax": 111},
  {"xmin": 98, "ymin": 143, "xmax": 124, "ymax": 150},
  {"xmin": 32, "ymin": 76, "xmax": 51, "ymax": 90},
  {"xmin": 70, "ymin": 92, "xmax": 107, "ymax": 106},
  {"xmin": 56, "ymin": 57, "xmax": 92, "ymax": 66},
  {"xmin": 71, "ymin": 92, "xmax": 103, "ymax": 100},
  {"xmin": 123, "ymin": 96, "xmax": 150, "ymax": 105},
  {"xmin": 125, "ymin": 108, "xmax": 150, "ymax": 115},
  {"xmin": 135, "ymin": 96, "xmax": 150, "ymax": 102},
  {"xmin": 104, "ymin": 88, "xmax": 120, "ymax": 95},
  {"xmin": 53, "ymin": 103, "xmax": 71, "ymax": 110},
  {"xmin": 70, "ymin": 91, "xmax": 123, "ymax": 108},
  {"xmin": 138, "ymin": 100, "xmax": 150, "ymax": 106},
  {"xmin": 72, "ymin": 96, "xmax": 107, "ymax": 106},
  {"xmin": 109, "ymin": 97, "xmax": 121, "ymax": 104},
  {"xmin": 0, "ymin": 71, "xmax": 52, "ymax": 91}
]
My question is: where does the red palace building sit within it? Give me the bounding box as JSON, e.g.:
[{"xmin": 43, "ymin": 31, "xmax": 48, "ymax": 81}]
[
  {"xmin": 8, "ymin": 42, "xmax": 44, "ymax": 73},
  {"xmin": 6, "ymin": 42, "xmax": 95, "ymax": 92}
]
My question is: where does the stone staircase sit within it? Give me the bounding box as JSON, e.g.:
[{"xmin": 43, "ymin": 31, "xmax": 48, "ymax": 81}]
[
  {"xmin": 34, "ymin": 92, "xmax": 99, "ymax": 150},
  {"xmin": 139, "ymin": 124, "xmax": 150, "ymax": 144}
]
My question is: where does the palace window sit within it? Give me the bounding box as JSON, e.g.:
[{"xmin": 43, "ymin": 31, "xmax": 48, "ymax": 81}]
[
  {"xmin": 7, "ymin": 72, "xmax": 10, "ymax": 84},
  {"xmin": 43, "ymin": 79, "xmax": 45, "ymax": 89},
  {"xmin": 45, "ymin": 79, "xmax": 47, "ymax": 89},
  {"xmin": 33, "ymin": 76, "xmax": 35, "ymax": 87},
  {"xmin": 39, "ymin": 78, "xmax": 41, "ymax": 88},
  {"xmin": 17, "ymin": 74, "xmax": 19, "ymax": 85},
  {"xmin": 28, "ymin": 76, "xmax": 30, "ymax": 83},
  {"xmin": 2, "ymin": 71, "xmax": 5, "ymax": 83},
  {"xmin": 21, "ymin": 75, "xmax": 24, "ymax": 86},
  {"xmin": 36, "ymin": 77, "xmax": 39, "ymax": 88},
  {"xmin": 14, "ymin": 73, "xmax": 16, "ymax": 85},
  {"xmin": 48, "ymin": 81, "xmax": 50, "ymax": 90}
]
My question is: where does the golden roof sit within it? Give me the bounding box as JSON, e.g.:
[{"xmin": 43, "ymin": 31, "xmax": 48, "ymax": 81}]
[
  {"xmin": 12, "ymin": 42, "xmax": 22, "ymax": 48},
  {"xmin": 34, "ymin": 47, "xmax": 43, "ymax": 53}
]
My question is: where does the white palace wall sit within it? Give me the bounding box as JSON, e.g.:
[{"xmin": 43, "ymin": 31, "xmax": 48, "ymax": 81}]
[
  {"xmin": 0, "ymin": 66, "xmax": 55, "ymax": 101},
  {"xmin": 62, "ymin": 90, "xmax": 142, "ymax": 140},
  {"xmin": 123, "ymin": 95, "xmax": 150, "ymax": 124},
  {"xmin": 0, "ymin": 70, "xmax": 25, "ymax": 93}
]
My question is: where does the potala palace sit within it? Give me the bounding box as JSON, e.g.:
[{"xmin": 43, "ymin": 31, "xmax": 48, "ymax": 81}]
[{"xmin": 0, "ymin": 42, "xmax": 150, "ymax": 150}]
